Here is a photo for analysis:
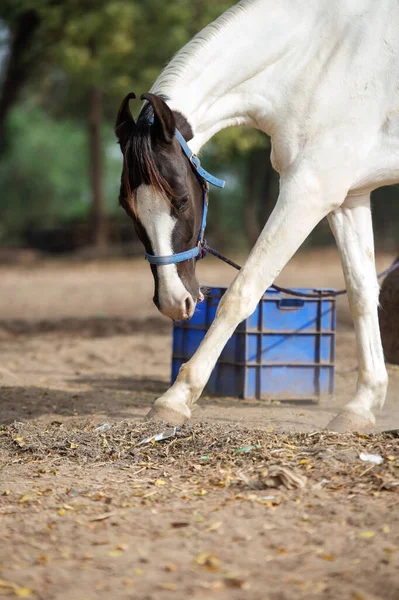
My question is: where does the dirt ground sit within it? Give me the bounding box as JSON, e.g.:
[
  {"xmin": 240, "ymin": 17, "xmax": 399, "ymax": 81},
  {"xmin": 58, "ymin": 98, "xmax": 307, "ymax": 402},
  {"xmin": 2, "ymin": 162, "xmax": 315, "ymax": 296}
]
[{"xmin": 0, "ymin": 249, "xmax": 399, "ymax": 599}]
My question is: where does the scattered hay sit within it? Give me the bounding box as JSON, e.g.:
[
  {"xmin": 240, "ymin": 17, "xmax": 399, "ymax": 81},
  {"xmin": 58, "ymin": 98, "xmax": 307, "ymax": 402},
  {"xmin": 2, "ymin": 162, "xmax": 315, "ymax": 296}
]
[{"xmin": 1, "ymin": 420, "xmax": 398, "ymax": 497}]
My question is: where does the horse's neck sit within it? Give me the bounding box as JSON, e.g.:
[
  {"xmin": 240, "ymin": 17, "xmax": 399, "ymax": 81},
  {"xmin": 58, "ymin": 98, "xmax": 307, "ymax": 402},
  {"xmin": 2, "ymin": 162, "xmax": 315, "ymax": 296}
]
[
  {"xmin": 150, "ymin": 0, "xmax": 317, "ymax": 152},
  {"xmin": 151, "ymin": 0, "xmax": 399, "ymax": 157}
]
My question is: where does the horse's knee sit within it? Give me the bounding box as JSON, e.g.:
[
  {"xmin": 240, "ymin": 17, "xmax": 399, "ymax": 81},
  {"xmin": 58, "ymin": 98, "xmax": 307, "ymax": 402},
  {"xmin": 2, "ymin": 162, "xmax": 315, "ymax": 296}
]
[
  {"xmin": 347, "ymin": 280, "xmax": 380, "ymax": 316},
  {"xmin": 216, "ymin": 284, "xmax": 258, "ymax": 325}
]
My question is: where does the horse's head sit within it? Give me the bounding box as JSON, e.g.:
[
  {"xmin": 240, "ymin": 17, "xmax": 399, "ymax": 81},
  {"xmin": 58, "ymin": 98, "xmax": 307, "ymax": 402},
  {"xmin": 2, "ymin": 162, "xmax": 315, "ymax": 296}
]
[{"xmin": 115, "ymin": 92, "xmax": 204, "ymax": 321}]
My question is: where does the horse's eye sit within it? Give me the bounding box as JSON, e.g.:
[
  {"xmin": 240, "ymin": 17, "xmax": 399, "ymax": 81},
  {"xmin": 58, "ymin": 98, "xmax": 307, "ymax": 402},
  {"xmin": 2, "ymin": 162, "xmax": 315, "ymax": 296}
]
[
  {"xmin": 178, "ymin": 198, "xmax": 189, "ymax": 212},
  {"xmin": 171, "ymin": 197, "xmax": 188, "ymax": 213}
]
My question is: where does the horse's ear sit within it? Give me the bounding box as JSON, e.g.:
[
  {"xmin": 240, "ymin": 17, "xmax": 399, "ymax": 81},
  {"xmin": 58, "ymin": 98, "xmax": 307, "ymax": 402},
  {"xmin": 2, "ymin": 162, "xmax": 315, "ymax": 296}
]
[
  {"xmin": 115, "ymin": 92, "xmax": 136, "ymax": 149},
  {"xmin": 141, "ymin": 93, "xmax": 175, "ymax": 144}
]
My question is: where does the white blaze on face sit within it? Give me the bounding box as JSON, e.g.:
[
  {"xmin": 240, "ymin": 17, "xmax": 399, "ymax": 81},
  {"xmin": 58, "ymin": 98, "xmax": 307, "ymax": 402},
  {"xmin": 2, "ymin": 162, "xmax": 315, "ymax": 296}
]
[{"xmin": 136, "ymin": 185, "xmax": 193, "ymax": 318}]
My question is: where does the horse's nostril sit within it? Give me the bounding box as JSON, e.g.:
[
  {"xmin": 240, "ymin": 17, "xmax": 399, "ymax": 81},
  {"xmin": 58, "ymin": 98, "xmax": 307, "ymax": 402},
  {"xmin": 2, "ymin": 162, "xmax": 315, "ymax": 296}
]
[{"xmin": 185, "ymin": 296, "xmax": 192, "ymax": 315}]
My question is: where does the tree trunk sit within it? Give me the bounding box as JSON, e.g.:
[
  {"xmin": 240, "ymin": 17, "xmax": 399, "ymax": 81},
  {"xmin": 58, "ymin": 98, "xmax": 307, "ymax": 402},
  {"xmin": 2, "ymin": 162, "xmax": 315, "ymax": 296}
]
[
  {"xmin": 0, "ymin": 10, "xmax": 40, "ymax": 154},
  {"xmin": 88, "ymin": 86, "xmax": 107, "ymax": 248},
  {"xmin": 244, "ymin": 148, "xmax": 262, "ymax": 248},
  {"xmin": 262, "ymin": 147, "xmax": 279, "ymax": 225},
  {"xmin": 244, "ymin": 146, "xmax": 278, "ymax": 248}
]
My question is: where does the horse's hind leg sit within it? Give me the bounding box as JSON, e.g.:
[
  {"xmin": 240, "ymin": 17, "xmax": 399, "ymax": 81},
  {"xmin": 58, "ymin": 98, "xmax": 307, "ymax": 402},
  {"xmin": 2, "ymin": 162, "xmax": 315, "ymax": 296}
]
[
  {"xmin": 327, "ymin": 194, "xmax": 388, "ymax": 432},
  {"xmin": 146, "ymin": 169, "xmax": 347, "ymax": 425}
]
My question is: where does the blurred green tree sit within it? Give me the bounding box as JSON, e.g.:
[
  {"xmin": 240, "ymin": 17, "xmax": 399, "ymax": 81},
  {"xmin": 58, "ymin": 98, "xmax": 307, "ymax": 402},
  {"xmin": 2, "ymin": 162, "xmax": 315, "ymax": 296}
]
[
  {"xmin": 2, "ymin": 0, "xmax": 263, "ymax": 248},
  {"xmin": 1, "ymin": 1, "xmax": 396, "ymax": 253}
]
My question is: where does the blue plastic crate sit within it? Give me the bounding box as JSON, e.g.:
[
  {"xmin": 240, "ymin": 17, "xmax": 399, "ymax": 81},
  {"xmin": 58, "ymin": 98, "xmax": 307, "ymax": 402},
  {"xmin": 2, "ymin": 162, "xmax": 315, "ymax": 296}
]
[{"xmin": 171, "ymin": 287, "xmax": 336, "ymax": 401}]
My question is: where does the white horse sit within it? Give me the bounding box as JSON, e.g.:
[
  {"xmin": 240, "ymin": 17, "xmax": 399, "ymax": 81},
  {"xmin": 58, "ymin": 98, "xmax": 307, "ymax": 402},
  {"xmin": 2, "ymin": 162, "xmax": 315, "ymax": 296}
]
[{"xmin": 116, "ymin": 0, "xmax": 399, "ymax": 431}]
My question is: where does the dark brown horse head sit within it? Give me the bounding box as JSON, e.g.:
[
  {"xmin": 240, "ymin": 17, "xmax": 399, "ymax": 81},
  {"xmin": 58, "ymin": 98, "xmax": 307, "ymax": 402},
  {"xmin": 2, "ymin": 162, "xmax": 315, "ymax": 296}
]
[{"xmin": 115, "ymin": 92, "xmax": 204, "ymax": 321}]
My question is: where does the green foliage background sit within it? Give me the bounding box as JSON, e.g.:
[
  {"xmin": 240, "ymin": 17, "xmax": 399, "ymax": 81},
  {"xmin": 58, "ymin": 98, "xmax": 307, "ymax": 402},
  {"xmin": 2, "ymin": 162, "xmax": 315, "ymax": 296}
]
[{"xmin": 0, "ymin": 0, "xmax": 397, "ymax": 249}]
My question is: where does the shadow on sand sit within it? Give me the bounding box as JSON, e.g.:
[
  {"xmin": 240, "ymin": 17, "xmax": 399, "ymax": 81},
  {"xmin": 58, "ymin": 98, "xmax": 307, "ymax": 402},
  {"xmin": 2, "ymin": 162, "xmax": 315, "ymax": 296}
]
[{"xmin": 0, "ymin": 375, "xmax": 169, "ymax": 424}]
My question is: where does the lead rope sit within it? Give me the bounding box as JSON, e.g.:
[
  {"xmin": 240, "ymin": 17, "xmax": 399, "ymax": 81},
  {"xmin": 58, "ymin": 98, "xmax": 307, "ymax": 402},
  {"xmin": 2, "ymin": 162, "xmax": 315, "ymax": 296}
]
[{"xmin": 201, "ymin": 242, "xmax": 399, "ymax": 299}]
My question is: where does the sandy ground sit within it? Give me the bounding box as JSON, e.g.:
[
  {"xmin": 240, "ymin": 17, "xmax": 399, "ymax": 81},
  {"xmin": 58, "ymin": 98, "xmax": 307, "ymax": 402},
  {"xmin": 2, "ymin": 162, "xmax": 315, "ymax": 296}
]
[{"xmin": 0, "ymin": 249, "xmax": 399, "ymax": 599}]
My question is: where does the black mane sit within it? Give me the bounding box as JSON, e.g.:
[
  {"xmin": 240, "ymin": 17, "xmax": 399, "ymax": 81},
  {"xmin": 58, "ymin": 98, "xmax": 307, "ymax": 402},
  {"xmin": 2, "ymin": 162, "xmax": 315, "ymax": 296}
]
[
  {"xmin": 120, "ymin": 97, "xmax": 173, "ymax": 212},
  {"xmin": 118, "ymin": 94, "xmax": 194, "ymax": 217}
]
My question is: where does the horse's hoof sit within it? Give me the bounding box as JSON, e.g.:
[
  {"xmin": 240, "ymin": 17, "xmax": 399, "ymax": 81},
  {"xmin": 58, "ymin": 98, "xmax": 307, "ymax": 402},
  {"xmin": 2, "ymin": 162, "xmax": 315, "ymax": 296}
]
[
  {"xmin": 325, "ymin": 409, "xmax": 375, "ymax": 433},
  {"xmin": 145, "ymin": 402, "xmax": 191, "ymax": 425}
]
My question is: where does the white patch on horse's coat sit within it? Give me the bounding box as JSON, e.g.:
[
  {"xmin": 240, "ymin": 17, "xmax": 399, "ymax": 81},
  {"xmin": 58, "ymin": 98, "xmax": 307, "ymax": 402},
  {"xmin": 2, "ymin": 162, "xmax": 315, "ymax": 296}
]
[
  {"xmin": 136, "ymin": 185, "xmax": 176, "ymax": 257},
  {"xmin": 136, "ymin": 185, "xmax": 191, "ymax": 314}
]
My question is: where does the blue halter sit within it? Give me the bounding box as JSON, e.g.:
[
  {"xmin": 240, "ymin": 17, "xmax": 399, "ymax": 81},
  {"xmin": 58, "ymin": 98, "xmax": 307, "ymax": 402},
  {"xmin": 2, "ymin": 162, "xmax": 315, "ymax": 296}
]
[{"xmin": 145, "ymin": 129, "xmax": 225, "ymax": 266}]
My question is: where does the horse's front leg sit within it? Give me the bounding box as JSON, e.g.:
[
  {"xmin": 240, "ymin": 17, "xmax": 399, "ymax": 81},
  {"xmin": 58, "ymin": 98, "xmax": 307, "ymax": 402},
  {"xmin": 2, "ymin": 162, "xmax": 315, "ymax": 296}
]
[{"xmin": 147, "ymin": 171, "xmax": 344, "ymax": 424}]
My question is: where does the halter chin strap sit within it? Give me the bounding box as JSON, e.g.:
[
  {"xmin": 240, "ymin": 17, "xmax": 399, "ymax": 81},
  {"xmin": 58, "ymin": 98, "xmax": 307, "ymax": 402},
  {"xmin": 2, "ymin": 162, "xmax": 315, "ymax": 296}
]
[{"xmin": 145, "ymin": 128, "xmax": 225, "ymax": 266}]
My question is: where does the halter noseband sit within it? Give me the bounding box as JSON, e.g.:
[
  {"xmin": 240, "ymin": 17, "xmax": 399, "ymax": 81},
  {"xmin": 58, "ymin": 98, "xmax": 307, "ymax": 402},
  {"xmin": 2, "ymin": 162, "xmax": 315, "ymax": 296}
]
[{"xmin": 145, "ymin": 128, "xmax": 225, "ymax": 266}]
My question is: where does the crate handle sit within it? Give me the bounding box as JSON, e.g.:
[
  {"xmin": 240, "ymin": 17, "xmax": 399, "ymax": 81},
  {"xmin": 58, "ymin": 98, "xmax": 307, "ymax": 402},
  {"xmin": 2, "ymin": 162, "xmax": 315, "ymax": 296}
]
[{"xmin": 278, "ymin": 298, "xmax": 306, "ymax": 310}]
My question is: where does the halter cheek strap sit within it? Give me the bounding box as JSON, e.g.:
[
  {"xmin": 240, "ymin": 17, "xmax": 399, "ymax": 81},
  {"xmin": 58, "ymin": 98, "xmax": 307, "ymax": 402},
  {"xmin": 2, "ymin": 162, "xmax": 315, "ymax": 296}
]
[
  {"xmin": 145, "ymin": 128, "xmax": 225, "ymax": 266},
  {"xmin": 174, "ymin": 130, "xmax": 225, "ymax": 189}
]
